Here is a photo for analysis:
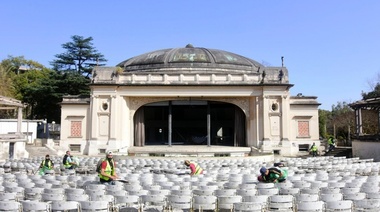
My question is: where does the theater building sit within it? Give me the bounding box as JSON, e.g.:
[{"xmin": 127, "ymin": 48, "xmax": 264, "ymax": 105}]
[{"xmin": 60, "ymin": 45, "xmax": 320, "ymax": 156}]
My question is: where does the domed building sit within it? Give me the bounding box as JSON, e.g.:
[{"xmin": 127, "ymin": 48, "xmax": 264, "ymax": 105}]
[{"xmin": 60, "ymin": 45, "xmax": 320, "ymax": 156}]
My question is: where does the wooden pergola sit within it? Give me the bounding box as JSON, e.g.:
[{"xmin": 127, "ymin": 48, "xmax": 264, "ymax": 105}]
[
  {"xmin": 349, "ymin": 97, "xmax": 380, "ymax": 137},
  {"xmin": 0, "ymin": 95, "xmax": 25, "ymax": 136}
]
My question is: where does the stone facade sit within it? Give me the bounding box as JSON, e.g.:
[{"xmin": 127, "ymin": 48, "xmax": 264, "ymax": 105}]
[{"xmin": 60, "ymin": 46, "xmax": 320, "ymax": 156}]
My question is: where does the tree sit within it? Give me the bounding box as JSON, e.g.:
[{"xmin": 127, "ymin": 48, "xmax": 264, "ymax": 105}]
[
  {"xmin": 51, "ymin": 35, "xmax": 107, "ymax": 77},
  {"xmin": 318, "ymin": 109, "xmax": 328, "ymax": 139},
  {"xmin": 362, "ymin": 83, "xmax": 380, "ymax": 100},
  {"xmin": 0, "ymin": 63, "xmax": 14, "ymax": 97},
  {"xmin": 2, "ymin": 56, "xmax": 44, "ymax": 75},
  {"xmin": 327, "ymin": 101, "xmax": 355, "ymax": 145}
]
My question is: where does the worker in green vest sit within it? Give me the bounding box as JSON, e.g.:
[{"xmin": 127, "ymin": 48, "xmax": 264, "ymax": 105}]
[
  {"xmin": 327, "ymin": 136, "xmax": 336, "ymax": 152},
  {"xmin": 99, "ymin": 151, "xmax": 119, "ymax": 184},
  {"xmin": 185, "ymin": 160, "xmax": 203, "ymax": 175},
  {"xmin": 309, "ymin": 142, "xmax": 318, "ymax": 157},
  {"xmin": 39, "ymin": 154, "xmax": 54, "ymax": 175}
]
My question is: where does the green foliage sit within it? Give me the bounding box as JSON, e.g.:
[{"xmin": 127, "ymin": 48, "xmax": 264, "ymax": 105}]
[
  {"xmin": 362, "ymin": 83, "xmax": 380, "ymax": 100},
  {"xmin": 318, "ymin": 109, "xmax": 328, "ymax": 139},
  {"xmin": 51, "ymin": 35, "xmax": 107, "ymax": 77},
  {"xmin": 2, "ymin": 56, "xmax": 44, "ymax": 74},
  {"xmin": 327, "ymin": 101, "xmax": 355, "ymax": 144},
  {"xmin": 0, "ymin": 63, "xmax": 15, "ymax": 97},
  {"xmin": 55, "ymin": 72, "xmax": 90, "ymax": 96},
  {"xmin": 2, "ymin": 55, "xmax": 90, "ymax": 123}
]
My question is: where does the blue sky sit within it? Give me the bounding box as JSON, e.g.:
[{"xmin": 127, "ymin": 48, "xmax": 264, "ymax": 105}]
[{"xmin": 1, "ymin": 1, "xmax": 380, "ymax": 110}]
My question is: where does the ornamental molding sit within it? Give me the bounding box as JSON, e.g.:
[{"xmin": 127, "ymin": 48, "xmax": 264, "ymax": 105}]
[{"xmin": 128, "ymin": 97, "xmax": 250, "ymax": 116}]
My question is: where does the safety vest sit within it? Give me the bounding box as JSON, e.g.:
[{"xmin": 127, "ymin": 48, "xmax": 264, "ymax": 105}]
[
  {"xmin": 328, "ymin": 138, "xmax": 334, "ymax": 145},
  {"xmin": 98, "ymin": 159, "xmax": 115, "ymax": 181},
  {"xmin": 311, "ymin": 145, "xmax": 318, "ymax": 152},
  {"xmin": 42, "ymin": 160, "xmax": 53, "ymax": 169},
  {"xmin": 63, "ymin": 155, "xmax": 71, "ymax": 168},
  {"xmin": 191, "ymin": 162, "xmax": 203, "ymax": 175}
]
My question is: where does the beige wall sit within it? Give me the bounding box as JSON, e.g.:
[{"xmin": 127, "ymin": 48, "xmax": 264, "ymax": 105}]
[
  {"xmin": 60, "ymin": 104, "xmax": 90, "ymax": 154},
  {"xmin": 61, "ymin": 85, "xmax": 320, "ymax": 156}
]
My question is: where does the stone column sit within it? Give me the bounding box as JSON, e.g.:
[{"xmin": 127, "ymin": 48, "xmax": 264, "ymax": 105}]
[
  {"xmin": 109, "ymin": 95, "xmax": 117, "ymax": 140},
  {"xmin": 248, "ymin": 96, "xmax": 259, "ymax": 147},
  {"xmin": 280, "ymin": 95, "xmax": 289, "ymax": 141},
  {"xmin": 262, "ymin": 95, "xmax": 270, "ymax": 141},
  {"xmin": 90, "ymin": 95, "xmax": 99, "ymax": 139},
  {"xmin": 88, "ymin": 95, "xmax": 99, "ymax": 155},
  {"xmin": 262, "ymin": 95, "xmax": 271, "ymax": 152},
  {"xmin": 17, "ymin": 107, "xmax": 22, "ymax": 133}
]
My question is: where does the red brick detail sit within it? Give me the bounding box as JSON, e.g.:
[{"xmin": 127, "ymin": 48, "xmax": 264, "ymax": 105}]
[
  {"xmin": 298, "ymin": 121, "xmax": 309, "ymax": 137},
  {"xmin": 70, "ymin": 121, "xmax": 82, "ymax": 137}
]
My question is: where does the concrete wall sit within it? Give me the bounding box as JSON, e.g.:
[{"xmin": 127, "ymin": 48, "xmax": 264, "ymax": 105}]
[
  {"xmin": 0, "ymin": 119, "xmax": 40, "ymax": 144},
  {"xmin": 352, "ymin": 140, "xmax": 380, "ymax": 162}
]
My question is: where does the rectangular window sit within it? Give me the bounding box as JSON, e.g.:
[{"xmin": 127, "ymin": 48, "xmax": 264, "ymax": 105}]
[
  {"xmin": 297, "ymin": 121, "xmax": 310, "ymax": 138},
  {"xmin": 70, "ymin": 121, "xmax": 82, "ymax": 137}
]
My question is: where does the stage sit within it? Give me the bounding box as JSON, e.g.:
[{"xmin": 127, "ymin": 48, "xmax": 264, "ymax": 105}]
[{"xmin": 126, "ymin": 145, "xmax": 253, "ymax": 157}]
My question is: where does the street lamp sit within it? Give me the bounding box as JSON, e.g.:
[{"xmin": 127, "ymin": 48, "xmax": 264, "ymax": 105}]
[
  {"xmin": 52, "ymin": 121, "xmax": 55, "ymax": 131},
  {"xmin": 42, "ymin": 120, "xmax": 47, "ymax": 138}
]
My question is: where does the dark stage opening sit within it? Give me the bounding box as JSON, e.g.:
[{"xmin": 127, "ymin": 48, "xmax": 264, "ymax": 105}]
[{"xmin": 140, "ymin": 101, "xmax": 244, "ymax": 146}]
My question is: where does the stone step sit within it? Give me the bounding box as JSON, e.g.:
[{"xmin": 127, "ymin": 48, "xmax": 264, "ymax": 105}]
[{"xmin": 25, "ymin": 145, "xmax": 57, "ymax": 158}]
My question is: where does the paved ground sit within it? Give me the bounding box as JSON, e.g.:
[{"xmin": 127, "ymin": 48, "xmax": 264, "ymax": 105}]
[{"xmin": 25, "ymin": 144, "xmax": 57, "ymax": 158}]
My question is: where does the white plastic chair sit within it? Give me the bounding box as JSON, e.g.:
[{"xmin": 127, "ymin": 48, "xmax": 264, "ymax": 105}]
[
  {"xmin": 325, "ymin": 200, "xmax": 353, "ymax": 212},
  {"xmin": 166, "ymin": 195, "xmax": 192, "ymax": 211},
  {"xmin": 257, "ymin": 188, "xmax": 279, "ymax": 196},
  {"xmin": 24, "ymin": 187, "xmax": 45, "ymax": 201},
  {"xmin": 300, "ymin": 187, "xmax": 320, "ymax": 195},
  {"xmin": 193, "ymin": 189, "xmax": 215, "ymax": 196},
  {"xmin": 66, "ymin": 193, "xmax": 90, "ymax": 201},
  {"xmin": 320, "ymin": 187, "xmax": 341, "ymax": 194},
  {"xmin": 242, "ymin": 195, "xmax": 269, "ymax": 207},
  {"xmin": 341, "ymin": 187, "xmax": 361, "ymax": 195},
  {"xmin": 51, "ymin": 200, "xmax": 81, "ymax": 211},
  {"xmin": 213, "ymin": 189, "xmax": 237, "ymax": 197},
  {"xmin": 279, "ymin": 187, "xmax": 300, "ymax": 195},
  {"xmin": 41, "ymin": 193, "xmax": 66, "ymax": 202},
  {"xmin": 170, "ymin": 189, "xmax": 193, "ymax": 196},
  {"xmin": 80, "ymin": 200, "xmax": 110, "ymax": 212},
  {"xmin": 320, "ymin": 193, "xmax": 343, "ymax": 202},
  {"xmin": 43, "ymin": 188, "xmax": 65, "ymax": 194},
  {"xmin": 106, "ymin": 189, "xmax": 128, "ymax": 196},
  {"xmin": 236, "ymin": 189, "xmax": 257, "ymax": 196},
  {"xmin": 4, "ymin": 186, "xmax": 25, "ymax": 200},
  {"xmin": 85, "ymin": 184, "xmax": 106, "ymax": 191},
  {"xmin": 21, "ymin": 200, "xmax": 51, "ymax": 212},
  {"xmin": 65, "ymin": 188, "xmax": 85, "ymax": 195},
  {"xmin": 0, "ymin": 192, "xmax": 18, "ymax": 201},
  {"xmin": 353, "ymin": 199, "xmax": 380, "ymax": 212},
  {"xmin": 114, "ymin": 195, "xmax": 140, "ymax": 212},
  {"xmin": 367, "ymin": 193, "xmax": 380, "ymax": 199},
  {"xmin": 295, "ymin": 194, "xmax": 319, "ymax": 203},
  {"xmin": 89, "ymin": 194, "xmax": 115, "ymax": 210},
  {"xmin": 217, "ymin": 196, "xmax": 242, "ymax": 211},
  {"xmin": 343, "ymin": 193, "xmax": 366, "ymax": 201},
  {"xmin": 268, "ymin": 195, "xmax": 294, "ymax": 211},
  {"xmin": 0, "ymin": 200, "xmax": 22, "ymax": 211},
  {"xmin": 296, "ymin": 201, "xmax": 324, "ymax": 212},
  {"xmin": 192, "ymin": 195, "xmax": 217, "ymax": 212},
  {"xmin": 140, "ymin": 194, "xmax": 167, "ymax": 211},
  {"xmin": 233, "ymin": 202, "xmax": 263, "ymax": 212}
]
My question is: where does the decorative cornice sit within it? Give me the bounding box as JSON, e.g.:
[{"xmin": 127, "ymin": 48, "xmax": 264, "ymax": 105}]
[{"xmin": 128, "ymin": 97, "xmax": 250, "ymax": 116}]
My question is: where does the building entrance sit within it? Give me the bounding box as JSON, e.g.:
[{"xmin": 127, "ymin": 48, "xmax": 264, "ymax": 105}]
[{"xmin": 137, "ymin": 101, "xmax": 246, "ymax": 146}]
